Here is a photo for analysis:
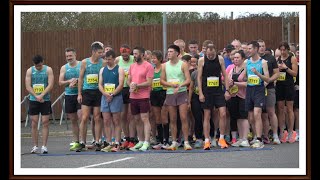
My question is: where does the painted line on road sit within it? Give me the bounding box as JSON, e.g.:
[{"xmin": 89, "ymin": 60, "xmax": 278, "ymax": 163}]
[{"xmin": 78, "ymin": 157, "xmax": 134, "ymax": 168}]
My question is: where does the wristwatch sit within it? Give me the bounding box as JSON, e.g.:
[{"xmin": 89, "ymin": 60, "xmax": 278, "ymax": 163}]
[{"xmin": 285, "ymin": 67, "xmax": 289, "ymax": 71}]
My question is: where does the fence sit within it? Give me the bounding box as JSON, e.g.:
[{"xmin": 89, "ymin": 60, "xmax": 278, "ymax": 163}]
[{"xmin": 20, "ymin": 17, "xmax": 299, "ymax": 119}]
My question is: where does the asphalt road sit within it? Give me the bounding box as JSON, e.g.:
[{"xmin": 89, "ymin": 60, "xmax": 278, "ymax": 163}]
[{"xmin": 20, "ymin": 121, "xmax": 299, "ymax": 169}]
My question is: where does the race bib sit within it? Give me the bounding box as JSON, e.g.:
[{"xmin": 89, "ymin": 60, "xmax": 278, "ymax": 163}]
[
  {"xmin": 265, "ymin": 88, "xmax": 268, "ymax": 96},
  {"xmin": 33, "ymin": 84, "xmax": 44, "ymax": 94},
  {"xmin": 277, "ymin": 72, "xmax": 286, "ymax": 81},
  {"xmin": 207, "ymin": 76, "xmax": 219, "ymax": 87},
  {"xmin": 152, "ymin": 78, "xmax": 161, "ymax": 88},
  {"xmin": 124, "ymin": 69, "xmax": 129, "ymax": 79},
  {"xmin": 248, "ymin": 75, "xmax": 260, "ymax": 85},
  {"xmin": 293, "ymin": 77, "xmax": 296, "ymax": 83},
  {"xmin": 194, "ymin": 86, "xmax": 199, "ymax": 95},
  {"xmin": 168, "ymin": 78, "xmax": 180, "ymax": 85},
  {"xmin": 86, "ymin": 74, "xmax": 98, "ymax": 84},
  {"xmin": 229, "ymin": 85, "xmax": 238, "ymax": 94},
  {"xmin": 104, "ymin": 83, "xmax": 115, "ymax": 93}
]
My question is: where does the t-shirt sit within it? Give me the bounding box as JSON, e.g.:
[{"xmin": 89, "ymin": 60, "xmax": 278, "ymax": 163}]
[
  {"xmin": 260, "ymin": 53, "xmax": 277, "ymax": 89},
  {"xmin": 128, "ymin": 61, "xmax": 154, "ymax": 99}
]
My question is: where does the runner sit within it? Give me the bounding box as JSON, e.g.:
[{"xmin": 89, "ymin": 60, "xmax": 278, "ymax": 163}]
[
  {"xmin": 227, "ymin": 50, "xmax": 250, "ymax": 147},
  {"xmin": 58, "ymin": 48, "xmax": 82, "ymax": 151},
  {"xmin": 115, "ymin": 44, "xmax": 136, "ymax": 149},
  {"xmin": 76, "ymin": 41, "xmax": 106, "ymax": 152},
  {"xmin": 243, "ymin": 41, "xmax": 270, "ymax": 149},
  {"xmin": 276, "ymin": 42, "xmax": 298, "ymax": 143},
  {"xmin": 160, "ymin": 44, "xmax": 192, "ymax": 151},
  {"xmin": 25, "ymin": 55, "xmax": 54, "ymax": 154},
  {"xmin": 99, "ymin": 50, "xmax": 125, "ymax": 152},
  {"xmin": 127, "ymin": 46, "xmax": 154, "ymax": 151},
  {"xmin": 257, "ymin": 39, "xmax": 281, "ymax": 145},
  {"xmin": 197, "ymin": 43, "xmax": 230, "ymax": 150}
]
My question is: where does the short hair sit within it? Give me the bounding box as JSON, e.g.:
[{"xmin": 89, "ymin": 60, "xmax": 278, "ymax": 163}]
[
  {"xmin": 188, "ymin": 39, "xmax": 198, "ymax": 45},
  {"xmin": 278, "ymin": 42, "xmax": 290, "ymax": 50},
  {"xmin": 248, "ymin": 41, "xmax": 260, "ymax": 49},
  {"xmin": 145, "ymin": 50, "xmax": 152, "ymax": 55},
  {"xmin": 152, "ymin": 50, "xmax": 163, "ymax": 62},
  {"xmin": 181, "ymin": 54, "xmax": 192, "ymax": 62},
  {"xmin": 206, "ymin": 43, "xmax": 216, "ymax": 51},
  {"xmin": 168, "ymin": 44, "xmax": 180, "ymax": 54},
  {"xmin": 133, "ymin": 46, "xmax": 145, "ymax": 54},
  {"xmin": 202, "ymin": 40, "xmax": 213, "ymax": 47},
  {"xmin": 191, "ymin": 53, "xmax": 200, "ymax": 60},
  {"xmin": 174, "ymin": 39, "xmax": 185, "ymax": 47},
  {"xmin": 91, "ymin": 41, "xmax": 104, "ymax": 51},
  {"xmin": 231, "ymin": 39, "xmax": 241, "ymax": 45},
  {"xmin": 65, "ymin": 48, "xmax": 76, "ymax": 53},
  {"xmin": 32, "ymin": 55, "xmax": 44, "ymax": 65},
  {"xmin": 257, "ymin": 39, "xmax": 265, "ymax": 43},
  {"xmin": 104, "ymin": 50, "xmax": 116, "ymax": 59},
  {"xmin": 120, "ymin": 44, "xmax": 130, "ymax": 49}
]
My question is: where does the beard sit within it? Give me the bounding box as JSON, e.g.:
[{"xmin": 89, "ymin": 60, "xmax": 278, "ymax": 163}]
[{"xmin": 135, "ymin": 57, "xmax": 142, "ymax": 63}]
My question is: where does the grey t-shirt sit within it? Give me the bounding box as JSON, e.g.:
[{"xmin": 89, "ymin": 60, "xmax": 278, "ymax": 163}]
[{"xmin": 191, "ymin": 70, "xmax": 198, "ymax": 90}]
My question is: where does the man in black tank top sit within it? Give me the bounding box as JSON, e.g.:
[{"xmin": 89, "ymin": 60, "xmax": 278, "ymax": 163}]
[
  {"xmin": 257, "ymin": 39, "xmax": 281, "ymax": 144},
  {"xmin": 197, "ymin": 43, "xmax": 230, "ymax": 150}
]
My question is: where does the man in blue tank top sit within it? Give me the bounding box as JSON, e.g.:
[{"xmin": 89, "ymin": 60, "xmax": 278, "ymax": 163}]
[
  {"xmin": 58, "ymin": 48, "xmax": 82, "ymax": 151},
  {"xmin": 25, "ymin": 55, "xmax": 54, "ymax": 154},
  {"xmin": 99, "ymin": 50, "xmax": 125, "ymax": 152},
  {"xmin": 243, "ymin": 41, "xmax": 270, "ymax": 149},
  {"xmin": 76, "ymin": 41, "xmax": 106, "ymax": 152}
]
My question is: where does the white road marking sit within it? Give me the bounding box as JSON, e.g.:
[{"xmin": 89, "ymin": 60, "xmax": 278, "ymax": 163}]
[{"xmin": 78, "ymin": 157, "xmax": 134, "ymax": 168}]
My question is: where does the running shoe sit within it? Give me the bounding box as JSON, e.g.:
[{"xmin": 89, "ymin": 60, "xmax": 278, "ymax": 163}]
[
  {"xmin": 31, "ymin": 146, "xmax": 38, "ymax": 153},
  {"xmin": 41, "ymin": 146, "xmax": 48, "ymax": 154},
  {"xmin": 218, "ymin": 138, "xmax": 229, "ymax": 149}
]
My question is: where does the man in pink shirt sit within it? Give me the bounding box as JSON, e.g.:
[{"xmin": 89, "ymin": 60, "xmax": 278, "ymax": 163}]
[{"xmin": 127, "ymin": 46, "xmax": 154, "ymax": 151}]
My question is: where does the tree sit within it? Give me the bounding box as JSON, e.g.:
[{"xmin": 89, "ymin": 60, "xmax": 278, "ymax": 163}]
[{"xmin": 202, "ymin": 12, "xmax": 221, "ymax": 22}]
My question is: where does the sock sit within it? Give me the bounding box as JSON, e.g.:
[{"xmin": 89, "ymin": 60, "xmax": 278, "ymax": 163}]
[
  {"xmin": 231, "ymin": 131, "xmax": 237, "ymax": 139},
  {"xmin": 130, "ymin": 137, "xmax": 135, "ymax": 143},
  {"xmin": 163, "ymin": 123, "xmax": 169, "ymax": 143},
  {"xmin": 220, "ymin": 134, "xmax": 225, "ymax": 139},
  {"xmin": 257, "ymin": 137, "xmax": 262, "ymax": 142},
  {"xmin": 144, "ymin": 141, "xmax": 149, "ymax": 145},
  {"xmin": 205, "ymin": 138, "xmax": 210, "ymax": 143},
  {"xmin": 157, "ymin": 124, "xmax": 164, "ymax": 143},
  {"xmin": 273, "ymin": 134, "xmax": 279, "ymax": 139},
  {"xmin": 80, "ymin": 141, "xmax": 85, "ymax": 145}
]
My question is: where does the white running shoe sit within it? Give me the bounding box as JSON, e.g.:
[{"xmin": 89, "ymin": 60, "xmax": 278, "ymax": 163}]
[
  {"xmin": 31, "ymin": 146, "xmax": 38, "ymax": 153},
  {"xmin": 41, "ymin": 146, "xmax": 48, "ymax": 154}
]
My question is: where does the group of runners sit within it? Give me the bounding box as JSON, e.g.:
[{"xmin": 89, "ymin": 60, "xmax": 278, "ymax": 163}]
[{"xmin": 25, "ymin": 38, "xmax": 299, "ymax": 154}]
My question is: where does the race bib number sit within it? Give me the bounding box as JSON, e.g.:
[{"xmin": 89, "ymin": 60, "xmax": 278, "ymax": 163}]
[
  {"xmin": 152, "ymin": 78, "xmax": 161, "ymax": 88},
  {"xmin": 104, "ymin": 83, "xmax": 115, "ymax": 93},
  {"xmin": 248, "ymin": 75, "xmax": 260, "ymax": 85},
  {"xmin": 207, "ymin": 76, "xmax": 219, "ymax": 87},
  {"xmin": 168, "ymin": 78, "xmax": 180, "ymax": 85},
  {"xmin": 86, "ymin": 74, "xmax": 98, "ymax": 84},
  {"xmin": 277, "ymin": 72, "xmax": 286, "ymax": 81},
  {"xmin": 124, "ymin": 69, "xmax": 129, "ymax": 79},
  {"xmin": 33, "ymin": 84, "xmax": 44, "ymax": 94},
  {"xmin": 229, "ymin": 85, "xmax": 238, "ymax": 94}
]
